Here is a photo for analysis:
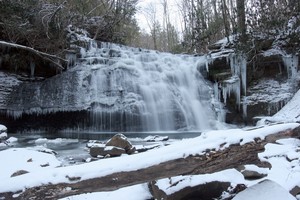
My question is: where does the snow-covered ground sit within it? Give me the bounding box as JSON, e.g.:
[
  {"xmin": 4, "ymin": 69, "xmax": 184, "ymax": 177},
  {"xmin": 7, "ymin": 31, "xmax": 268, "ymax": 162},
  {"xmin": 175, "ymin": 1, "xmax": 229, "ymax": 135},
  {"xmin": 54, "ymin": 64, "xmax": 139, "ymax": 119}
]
[{"xmin": 0, "ymin": 123, "xmax": 299, "ymax": 199}]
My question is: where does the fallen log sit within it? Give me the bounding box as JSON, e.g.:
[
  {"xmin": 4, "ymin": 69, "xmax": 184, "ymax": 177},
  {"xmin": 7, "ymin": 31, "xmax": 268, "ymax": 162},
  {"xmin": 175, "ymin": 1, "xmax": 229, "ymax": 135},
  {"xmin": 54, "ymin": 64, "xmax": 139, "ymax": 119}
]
[
  {"xmin": 0, "ymin": 41, "xmax": 67, "ymax": 70},
  {"xmin": 1, "ymin": 125, "xmax": 299, "ymax": 200}
]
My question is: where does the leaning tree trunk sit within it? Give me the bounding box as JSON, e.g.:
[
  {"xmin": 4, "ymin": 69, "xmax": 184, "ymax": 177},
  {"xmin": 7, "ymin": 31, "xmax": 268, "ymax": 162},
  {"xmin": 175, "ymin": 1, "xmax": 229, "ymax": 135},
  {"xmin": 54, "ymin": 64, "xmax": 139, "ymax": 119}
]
[{"xmin": 0, "ymin": 41, "xmax": 66, "ymax": 70}]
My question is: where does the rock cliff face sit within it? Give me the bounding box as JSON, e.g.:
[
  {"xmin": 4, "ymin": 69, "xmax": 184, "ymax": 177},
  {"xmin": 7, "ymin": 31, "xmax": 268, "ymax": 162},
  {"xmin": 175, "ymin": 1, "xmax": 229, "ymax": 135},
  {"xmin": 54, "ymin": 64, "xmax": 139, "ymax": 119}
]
[{"xmin": 206, "ymin": 38, "xmax": 299, "ymax": 125}]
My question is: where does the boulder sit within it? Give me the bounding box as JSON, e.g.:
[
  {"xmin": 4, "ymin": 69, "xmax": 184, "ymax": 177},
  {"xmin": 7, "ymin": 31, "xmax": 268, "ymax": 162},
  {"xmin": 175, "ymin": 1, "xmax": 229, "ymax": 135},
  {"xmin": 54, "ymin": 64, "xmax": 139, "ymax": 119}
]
[
  {"xmin": 89, "ymin": 146, "xmax": 126, "ymax": 157},
  {"xmin": 106, "ymin": 133, "xmax": 135, "ymax": 154},
  {"xmin": 104, "ymin": 146, "xmax": 126, "ymax": 157},
  {"xmin": 90, "ymin": 146, "xmax": 105, "ymax": 157},
  {"xmin": 89, "ymin": 134, "xmax": 136, "ymax": 157}
]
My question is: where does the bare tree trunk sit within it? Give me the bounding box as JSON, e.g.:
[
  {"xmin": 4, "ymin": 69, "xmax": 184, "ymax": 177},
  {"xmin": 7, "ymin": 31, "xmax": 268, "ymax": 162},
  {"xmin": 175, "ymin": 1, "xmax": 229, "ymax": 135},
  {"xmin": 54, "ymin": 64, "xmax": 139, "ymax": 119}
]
[
  {"xmin": 236, "ymin": 0, "xmax": 246, "ymax": 43},
  {"xmin": 221, "ymin": 0, "xmax": 230, "ymax": 42}
]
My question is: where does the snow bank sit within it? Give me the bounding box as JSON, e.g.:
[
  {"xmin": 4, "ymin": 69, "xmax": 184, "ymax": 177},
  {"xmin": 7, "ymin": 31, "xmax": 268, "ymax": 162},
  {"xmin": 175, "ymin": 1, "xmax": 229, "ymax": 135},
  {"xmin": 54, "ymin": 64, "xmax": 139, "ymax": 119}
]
[
  {"xmin": 258, "ymin": 138, "xmax": 300, "ymax": 191},
  {"xmin": 271, "ymin": 89, "xmax": 300, "ymax": 123},
  {"xmin": 59, "ymin": 183, "xmax": 152, "ymax": 200},
  {"xmin": 0, "ymin": 148, "xmax": 61, "ymax": 180},
  {"xmin": 0, "ymin": 123, "xmax": 298, "ymax": 193}
]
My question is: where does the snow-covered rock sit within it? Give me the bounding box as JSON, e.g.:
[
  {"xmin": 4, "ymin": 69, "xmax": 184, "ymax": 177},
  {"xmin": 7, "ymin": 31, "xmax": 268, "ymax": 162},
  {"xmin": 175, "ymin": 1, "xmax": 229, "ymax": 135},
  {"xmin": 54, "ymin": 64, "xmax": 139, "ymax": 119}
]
[
  {"xmin": 237, "ymin": 164, "xmax": 269, "ymax": 180},
  {"xmin": 0, "ymin": 124, "xmax": 9, "ymax": 149},
  {"xmin": 90, "ymin": 146, "xmax": 126, "ymax": 157},
  {"xmin": 0, "ymin": 132, "xmax": 7, "ymax": 140},
  {"xmin": 6, "ymin": 137, "xmax": 18, "ymax": 143},
  {"xmin": 0, "ymin": 124, "xmax": 8, "ymax": 142},
  {"xmin": 233, "ymin": 179, "xmax": 296, "ymax": 200},
  {"xmin": 150, "ymin": 169, "xmax": 245, "ymax": 200},
  {"xmin": 0, "ymin": 124, "xmax": 7, "ymax": 133},
  {"xmin": 144, "ymin": 135, "xmax": 169, "ymax": 142},
  {"xmin": 106, "ymin": 133, "xmax": 136, "ymax": 154},
  {"xmin": 89, "ymin": 134, "xmax": 136, "ymax": 157}
]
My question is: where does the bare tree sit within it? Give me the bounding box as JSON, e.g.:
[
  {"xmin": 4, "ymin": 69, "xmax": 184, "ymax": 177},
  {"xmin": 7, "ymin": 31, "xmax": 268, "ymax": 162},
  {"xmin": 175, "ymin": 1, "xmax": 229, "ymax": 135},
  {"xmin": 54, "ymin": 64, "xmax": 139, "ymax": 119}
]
[{"xmin": 143, "ymin": 3, "xmax": 159, "ymax": 50}]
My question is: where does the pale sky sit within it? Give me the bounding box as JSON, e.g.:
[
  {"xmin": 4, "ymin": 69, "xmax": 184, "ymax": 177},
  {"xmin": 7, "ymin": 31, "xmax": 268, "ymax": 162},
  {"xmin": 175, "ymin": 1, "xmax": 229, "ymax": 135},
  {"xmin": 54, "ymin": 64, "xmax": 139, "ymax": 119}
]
[{"xmin": 135, "ymin": 0, "xmax": 182, "ymax": 34}]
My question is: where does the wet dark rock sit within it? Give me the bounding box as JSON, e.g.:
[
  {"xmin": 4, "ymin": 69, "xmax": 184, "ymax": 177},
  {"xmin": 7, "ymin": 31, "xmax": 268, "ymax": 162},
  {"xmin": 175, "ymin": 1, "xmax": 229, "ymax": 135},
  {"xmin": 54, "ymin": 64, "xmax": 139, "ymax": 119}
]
[
  {"xmin": 89, "ymin": 146, "xmax": 126, "ymax": 157},
  {"xmin": 104, "ymin": 146, "xmax": 126, "ymax": 157},
  {"xmin": 290, "ymin": 186, "xmax": 300, "ymax": 197},
  {"xmin": 89, "ymin": 146, "xmax": 105, "ymax": 157},
  {"xmin": 106, "ymin": 133, "xmax": 136, "ymax": 154},
  {"xmin": 236, "ymin": 165, "xmax": 269, "ymax": 181},
  {"xmin": 240, "ymin": 169, "xmax": 267, "ymax": 180}
]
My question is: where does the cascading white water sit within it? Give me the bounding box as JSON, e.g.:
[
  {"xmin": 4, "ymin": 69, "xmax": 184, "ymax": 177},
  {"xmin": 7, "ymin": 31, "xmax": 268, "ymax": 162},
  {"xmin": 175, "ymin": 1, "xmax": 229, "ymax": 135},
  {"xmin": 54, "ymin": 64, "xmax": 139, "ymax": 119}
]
[
  {"xmin": 4, "ymin": 40, "xmax": 219, "ymax": 132},
  {"xmin": 85, "ymin": 41, "xmax": 217, "ymax": 131}
]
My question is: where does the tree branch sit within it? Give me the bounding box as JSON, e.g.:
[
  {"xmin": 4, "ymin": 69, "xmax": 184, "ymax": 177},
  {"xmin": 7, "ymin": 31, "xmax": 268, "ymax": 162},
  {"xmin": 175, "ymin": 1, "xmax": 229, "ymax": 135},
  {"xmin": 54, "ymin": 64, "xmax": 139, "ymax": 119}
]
[{"xmin": 0, "ymin": 40, "xmax": 66, "ymax": 70}]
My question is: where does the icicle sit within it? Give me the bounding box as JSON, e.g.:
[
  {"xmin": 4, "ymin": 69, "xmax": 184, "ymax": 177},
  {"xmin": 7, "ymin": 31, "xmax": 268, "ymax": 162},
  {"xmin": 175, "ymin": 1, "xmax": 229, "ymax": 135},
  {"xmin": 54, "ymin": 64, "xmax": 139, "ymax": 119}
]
[
  {"xmin": 225, "ymin": 53, "xmax": 247, "ymax": 113},
  {"xmin": 222, "ymin": 77, "xmax": 240, "ymax": 106},
  {"xmin": 214, "ymin": 82, "xmax": 220, "ymax": 102},
  {"xmin": 222, "ymin": 84, "xmax": 228, "ymax": 104},
  {"xmin": 240, "ymin": 54, "xmax": 247, "ymax": 95},
  {"xmin": 205, "ymin": 54, "xmax": 212, "ymax": 72},
  {"xmin": 283, "ymin": 54, "xmax": 299, "ymax": 79},
  {"xmin": 242, "ymin": 96, "xmax": 247, "ymax": 120},
  {"xmin": 30, "ymin": 61, "xmax": 35, "ymax": 78},
  {"xmin": 66, "ymin": 52, "xmax": 77, "ymax": 68}
]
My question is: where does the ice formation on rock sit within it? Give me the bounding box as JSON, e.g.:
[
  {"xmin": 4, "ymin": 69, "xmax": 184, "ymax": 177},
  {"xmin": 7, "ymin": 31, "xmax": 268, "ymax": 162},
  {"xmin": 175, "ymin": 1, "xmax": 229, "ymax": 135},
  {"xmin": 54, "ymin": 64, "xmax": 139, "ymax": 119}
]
[{"xmin": 283, "ymin": 54, "xmax": 299, "ymax": 79}]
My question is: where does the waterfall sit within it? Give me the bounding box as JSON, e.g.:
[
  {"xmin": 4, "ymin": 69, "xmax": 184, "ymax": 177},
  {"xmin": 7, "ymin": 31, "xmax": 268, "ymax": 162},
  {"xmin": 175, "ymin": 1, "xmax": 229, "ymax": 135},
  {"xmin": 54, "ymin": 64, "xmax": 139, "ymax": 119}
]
[{"xmin": 4, "ymin": 40, "xmax": 219, "ymax": 132}]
